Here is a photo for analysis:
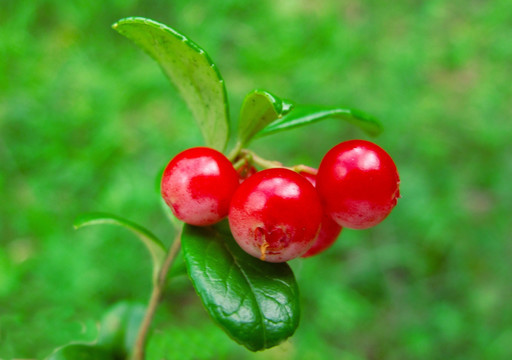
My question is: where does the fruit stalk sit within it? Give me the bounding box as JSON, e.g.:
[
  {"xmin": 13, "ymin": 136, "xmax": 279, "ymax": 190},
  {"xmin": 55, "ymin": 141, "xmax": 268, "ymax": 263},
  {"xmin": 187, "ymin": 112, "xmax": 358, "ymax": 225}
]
[{"xmin": 131, "ymin": 228, "xmax": 182, "ymax": 360}]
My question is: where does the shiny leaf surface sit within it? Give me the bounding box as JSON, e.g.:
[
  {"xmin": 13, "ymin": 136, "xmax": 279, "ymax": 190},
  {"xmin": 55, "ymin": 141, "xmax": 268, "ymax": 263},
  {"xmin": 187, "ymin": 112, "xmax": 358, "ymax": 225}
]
[
  {"xmin": 113, "ymin": 17, "xmax": 229, "ymax": 151},
  {"xmin": 181, "ymin": 221, "xmax": 300, "ymax": 351},
  {"xmin": 238, "ymin": 89, "xmax": 294, "ymax": 146},
  {"xmin": 74, "ymin": 212, "xmax": 166, "ymax": 284},
  {"xmin": 256, "ymin": 105, "xmax": 382, "ymax": 138}
]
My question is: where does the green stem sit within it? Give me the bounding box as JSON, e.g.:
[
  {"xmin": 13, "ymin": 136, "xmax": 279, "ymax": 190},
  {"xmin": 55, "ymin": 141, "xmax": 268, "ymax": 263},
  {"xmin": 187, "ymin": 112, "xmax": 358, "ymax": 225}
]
[
  {"xmin": 227, "ymin": 141, "xmax": 243, "ymax": 162},
  {"xmin": 241, "ymin": 149, "xmax": 283, "ymax": 169},
  {"xmin": 290, "ymin": 164, "xmax": 318, "ymax": 175},
  {"xmin": 230, "ymin": 146, "xmax": 311, "ymax": 174},
  {"xmin": 131, "ymin": 227, "xmax": 183, "ymax": 360},
  {"xmin": 232, "ymin": 157, "xmax": 249, "ymax": 171}
]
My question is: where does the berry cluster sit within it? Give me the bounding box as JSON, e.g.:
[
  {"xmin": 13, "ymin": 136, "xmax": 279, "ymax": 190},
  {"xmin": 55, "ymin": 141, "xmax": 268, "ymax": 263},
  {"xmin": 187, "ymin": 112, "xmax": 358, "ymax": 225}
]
[{"xmin": 161, "ymin": 140, "xmax": 400, "ymax": 262}]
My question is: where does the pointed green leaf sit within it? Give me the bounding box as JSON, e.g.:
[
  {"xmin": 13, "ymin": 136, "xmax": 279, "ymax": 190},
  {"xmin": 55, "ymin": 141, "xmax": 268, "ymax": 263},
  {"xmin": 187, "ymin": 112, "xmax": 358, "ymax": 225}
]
[
  {"xmin": 181, "ymin": 221, "xmax": 300, "ymax": 351},
  {"xmin": 46, "ymin": 344, "xmax": 112, "ymax": 360},
  {"xmin": 97, "ymin": 302, "xmax": 146, "ymax": 359},
  {"xmin": 113, "ymin": 17, "xmax": 229, "ymax": 151},
  {"xmin": 238, "ymin": 89, "xmax": 294, "ymax": 146},
  {"xmin": 256, "ymin": 105, "xmax": 383, "ymax": 138},
  {"xmin": 74, "ymin": 212, "xmax": 166, "ymax": 284}
]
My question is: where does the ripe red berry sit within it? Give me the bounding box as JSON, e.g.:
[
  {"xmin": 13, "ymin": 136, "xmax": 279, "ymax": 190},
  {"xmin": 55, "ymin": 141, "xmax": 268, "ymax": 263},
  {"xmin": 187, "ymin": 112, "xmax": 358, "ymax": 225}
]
[
  {"xmin": 228, "ymin": 168, "xmax": 323, "ymax": 263},
  {"xmin": 161, "ymin": 147, "xmax": 239, "ymax": 226},
  {"xmin": 316, "ymin": 140, "xmax": 400, "ymax": 229},
  {"xmin": 299, "ymin": 169, "xmax": 343, "ymax": 258}
]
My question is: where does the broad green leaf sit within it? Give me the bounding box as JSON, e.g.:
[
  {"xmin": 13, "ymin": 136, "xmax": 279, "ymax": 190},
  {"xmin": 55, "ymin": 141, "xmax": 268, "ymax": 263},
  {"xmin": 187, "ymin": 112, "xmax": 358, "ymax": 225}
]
[
  {"xmin": 74, "ymin": 212, "xmax": 166, "ymax": 284},
  {"xmin": 256, "ymin": 105, "xmax": 383, "ymax": 138},
  {"xmin": 181, "ymin": 221, "xmax": 300, "ymax": 351},
  {"xmin": 113, "ymin": 17, "xmax": 229, "ymax": 151},
  {"xmin": 238, "ymin": 89, "xmax": 294, "ymax": 146},
  {"xmin": 97, "ymin": 302, "xmax": 146, "ymax": 359},
  {"xmin": 46, "ymin": 344, "xmax": 112, "ymax": 360}
]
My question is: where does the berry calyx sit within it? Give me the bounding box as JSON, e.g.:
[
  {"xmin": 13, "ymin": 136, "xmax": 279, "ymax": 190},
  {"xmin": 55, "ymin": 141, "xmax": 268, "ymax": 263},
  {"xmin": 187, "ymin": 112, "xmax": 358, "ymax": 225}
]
[
  {"xmin": 299, "ymin": 169, "xmax": 343, "ymax": 258},
  {"xmin": 235, "ymin": 158, "xmax": 258, "ymax": 182},
  {"xmin": 316, "ymin": 140, "xmax": 400, "ymax": 229},
  {"xmin": 161, "ymin": 147, "xmax": 239, "ymax": 226},
  {"xmin": 228, "ymin": 168, "xmax": 323, "ymax": 263}
]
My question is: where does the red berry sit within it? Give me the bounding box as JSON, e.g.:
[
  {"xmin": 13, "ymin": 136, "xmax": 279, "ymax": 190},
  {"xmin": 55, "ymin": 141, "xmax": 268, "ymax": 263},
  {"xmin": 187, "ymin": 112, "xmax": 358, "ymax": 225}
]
[
  {"xmin": 228, "ymin": 168, "xmax": 323, "ymax": 263},
  {"xmin": 316, "ymin": 140, "xmax": 400, "ymax": 229},
  {"xmin": 161, "ymin": 147, "xmax": 239, "ymax": 226},
  {"xmin": 299, "ymin": 170, "xmax": 343, "ymax": 258},
  {"xmin": 301, "ymin": 213, "xmax": 342, "ymax": 257}
]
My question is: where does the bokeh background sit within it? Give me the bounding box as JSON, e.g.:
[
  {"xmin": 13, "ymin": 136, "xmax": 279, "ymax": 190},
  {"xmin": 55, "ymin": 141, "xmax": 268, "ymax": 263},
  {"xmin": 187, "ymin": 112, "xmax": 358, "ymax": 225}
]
[{"xmin": 1, "ymin": 0, "xmax": 511, "ymax": 359}]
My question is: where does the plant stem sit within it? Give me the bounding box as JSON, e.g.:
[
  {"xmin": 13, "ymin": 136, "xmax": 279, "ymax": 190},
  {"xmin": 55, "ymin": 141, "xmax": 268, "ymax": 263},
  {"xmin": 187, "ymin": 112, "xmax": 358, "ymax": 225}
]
[
  {"xmin": 227, "ymin": 141, "xmax": 243, "ymax": 161},
  {"xmin": 131, "ymin": 227, "xmax": 183, "ymax": 360},
  {"xmin": 232, "ymin": 157, "xmax": 249, "ymax": 171},
  {"xmin": 241, "ymin": 149, "xmax": 283, "ymax": 169},
  {"xmin": 230, "ymin": 146, "xmax": 311, "ymax": 174},
  {"xmin": 290, "ymin": 164, "xmax": 318, "ymax": 175}
]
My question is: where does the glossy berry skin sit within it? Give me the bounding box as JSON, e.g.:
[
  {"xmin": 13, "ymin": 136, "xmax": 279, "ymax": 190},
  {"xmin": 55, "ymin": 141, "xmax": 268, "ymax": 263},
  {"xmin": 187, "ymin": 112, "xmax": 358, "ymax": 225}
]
[
  {"xmin": 228, "ymin": 168, "xmax": 323, "ymax": 263},
  {"xmin": 161, "ymin": 147, "xmax": 239, "ymax": 226},
  {"xmin": 317, "ymin": 140, "xmax": 400, "ymax": 229},
  {"xmin": 301, "ymin": 214, "xmax": 342, "ymax": 257},
  {"xmin": 299, "ymin": 170, "xmax": 343, "ymax": 258}
]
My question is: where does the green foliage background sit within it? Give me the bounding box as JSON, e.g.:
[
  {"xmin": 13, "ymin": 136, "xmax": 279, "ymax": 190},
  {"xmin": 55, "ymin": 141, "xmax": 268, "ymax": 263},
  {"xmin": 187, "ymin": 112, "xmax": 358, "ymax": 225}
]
[{"xmin": 1, "ymin": 0, "xmax": 511, "ymax": 359}]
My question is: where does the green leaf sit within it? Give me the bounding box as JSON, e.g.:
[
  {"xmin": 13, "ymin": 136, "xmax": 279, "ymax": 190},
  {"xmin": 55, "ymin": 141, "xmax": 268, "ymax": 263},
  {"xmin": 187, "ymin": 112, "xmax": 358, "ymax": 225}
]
[
  {"xmin": 256, "ymin": 104, "xmax": 383, "ymax": 138},
  {"xmin": 181, "ymin": 221, "xmax": 300, "ymax": 351},
  {"xmin": 97, "ymin": 302, "xmax": 146, "ymax": 359},
  {"xmin": 74, "ymin": 212, "xmax": 166, "ymax": 285},
  {"xmin": 46, "ymin": 344, "xmax": 112, "ymax": 360},
  {"xmin": 238, "ymin": 89, "xmax": 294, "ymax": 146},
  {"xmin": 113, "ymin": 17, "xmax": 229, "ymax": 151}
]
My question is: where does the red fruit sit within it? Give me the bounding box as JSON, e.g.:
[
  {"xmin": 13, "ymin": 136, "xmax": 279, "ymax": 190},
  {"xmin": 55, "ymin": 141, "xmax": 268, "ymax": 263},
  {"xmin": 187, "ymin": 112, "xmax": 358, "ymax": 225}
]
[
  {"xmin": 316, "ymin": 140, "xmax": 400, "ymax": 229},
  {"xmin": 228, "ymin": 168, "xmax": 323, "ymax": 263},
  {"xmin": 161, "ymin": 147, "xmax": 239, "ymax": 226},
  {"xmin": 299, "ymin": 170, "xmax": 343, "ymax": 258}
]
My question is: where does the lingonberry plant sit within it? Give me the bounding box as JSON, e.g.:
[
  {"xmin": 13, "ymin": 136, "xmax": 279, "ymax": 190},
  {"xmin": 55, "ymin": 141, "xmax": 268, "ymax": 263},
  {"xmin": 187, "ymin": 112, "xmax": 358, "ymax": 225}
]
[{"xmin": 48, "ymin": 17, "xmax": 399, "ymax": 360}]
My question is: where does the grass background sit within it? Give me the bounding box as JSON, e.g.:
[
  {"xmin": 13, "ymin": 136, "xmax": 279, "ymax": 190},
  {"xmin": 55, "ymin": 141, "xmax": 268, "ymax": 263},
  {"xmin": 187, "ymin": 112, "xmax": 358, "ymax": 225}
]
[{"xmin": 1, "ymin": 0, "xmax": 511, "ymax": 359}]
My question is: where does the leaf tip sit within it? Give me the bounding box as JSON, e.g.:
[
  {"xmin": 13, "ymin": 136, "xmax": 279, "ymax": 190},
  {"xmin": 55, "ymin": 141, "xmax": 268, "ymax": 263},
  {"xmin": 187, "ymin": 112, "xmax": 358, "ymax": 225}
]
[
  {"xmin": 73, "ymin": 216, "xmax": 85, "ymax": 230},
  {"xmin": 369, "ymin": 119, "xmax": 384, "ymax": 137},
  {"xmin": 111, "ymin": 17, "xmax": 130, "ymax": 31}
]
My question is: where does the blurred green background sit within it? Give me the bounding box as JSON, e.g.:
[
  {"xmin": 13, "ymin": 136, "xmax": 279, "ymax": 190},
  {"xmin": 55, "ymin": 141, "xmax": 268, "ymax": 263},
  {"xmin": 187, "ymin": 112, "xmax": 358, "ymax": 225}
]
[{"xmin": 1, "ymin": 0, "xmax": 511, "ymax": 359}]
